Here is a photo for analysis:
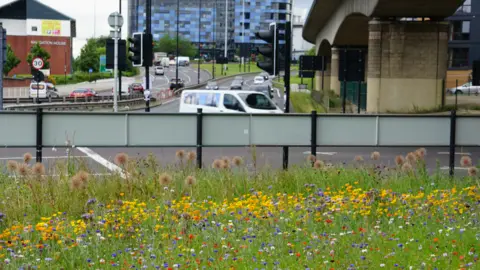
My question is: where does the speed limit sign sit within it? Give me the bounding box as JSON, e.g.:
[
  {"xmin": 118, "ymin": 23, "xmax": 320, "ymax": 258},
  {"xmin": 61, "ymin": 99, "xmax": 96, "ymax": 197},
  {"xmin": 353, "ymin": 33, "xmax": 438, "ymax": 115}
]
[{"xmin": 32, "ymin": 57, "xmax": 44, "ymax": 70}]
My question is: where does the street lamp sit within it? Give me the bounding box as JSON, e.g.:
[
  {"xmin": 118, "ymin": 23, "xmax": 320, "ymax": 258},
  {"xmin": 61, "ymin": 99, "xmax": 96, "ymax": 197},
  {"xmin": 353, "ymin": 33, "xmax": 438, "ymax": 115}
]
[
  {"xmin": 223, "ymin": 0, "xmax": 228, "ymax": 75},
  {"xmin": 198, "ymin": 0, "xmax": 202, "ymax": 84},
  {"xmin": 176, "ymin": 0, "xmax": 179, "ymax": 87},
  {"xmin": 212, "ymin": 0, "xmax": 216, "ymax": 79}
]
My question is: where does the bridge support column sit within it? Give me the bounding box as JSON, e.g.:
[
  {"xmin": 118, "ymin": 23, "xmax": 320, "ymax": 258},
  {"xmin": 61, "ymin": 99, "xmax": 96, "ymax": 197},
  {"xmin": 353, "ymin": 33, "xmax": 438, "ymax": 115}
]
[
  {"xmin": 330, "ymin": 47, "xmax": 340, "ymax": 95},
  {"xmin": 314, "ymin": 58, "xmax": 330, "ymax": 91},
  {"xmin": 367, "ymin": 20, "xmax": 448, "ymax": 113}
]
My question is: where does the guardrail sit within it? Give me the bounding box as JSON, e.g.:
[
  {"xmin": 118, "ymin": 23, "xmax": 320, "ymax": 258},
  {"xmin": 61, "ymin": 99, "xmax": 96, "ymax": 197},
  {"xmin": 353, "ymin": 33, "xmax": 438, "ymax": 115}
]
[
  {"xmin": 3, "ymin": 97, "xmax": 156, "ymax": 112},
  {"xmin": 0, "ymin": 110, "xmax": 478, "ymax": 175},
  {"xmin": 3, "ymin": 93, "xmax": 144, "ymax": 104}
]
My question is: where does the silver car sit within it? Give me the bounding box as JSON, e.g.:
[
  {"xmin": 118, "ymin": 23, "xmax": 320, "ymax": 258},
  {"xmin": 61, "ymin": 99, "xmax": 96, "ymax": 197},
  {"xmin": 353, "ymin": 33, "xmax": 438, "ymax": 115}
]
[
  {"xmin": 449, "ymin": 82, "xmax": 480, "ymax": 95},
  {"xmin": 206, "ymin": 81, "xmax": 219, "ymax": 90}
]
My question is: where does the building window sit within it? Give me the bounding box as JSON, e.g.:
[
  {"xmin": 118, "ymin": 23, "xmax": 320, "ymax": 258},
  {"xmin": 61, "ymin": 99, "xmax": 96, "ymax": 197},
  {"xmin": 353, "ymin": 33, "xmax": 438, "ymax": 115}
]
[
  {"xmin": 450, "ymin": 20, "xmax": 470, "ymax": 40},
  {"xmin": 457, "ymin": 0, "xmax": 471, "ymax": 13},
  {"xmin": 449, "ymin": 47, "xmax": 469, "ymax": 68},
  {"xmin": 245, "ymin": 12, "xmax": 250, "ymax": 19},
  {"xmin": 244, "ymin": 23, "xmax": 250, "ymax": 29},
  {"xmin": 279, "ymin": 3, "xmax": 287, "ymax": 10},
  {"xmin": 31, "ymin": 26, "xmax": 37, "ymax": 32}
]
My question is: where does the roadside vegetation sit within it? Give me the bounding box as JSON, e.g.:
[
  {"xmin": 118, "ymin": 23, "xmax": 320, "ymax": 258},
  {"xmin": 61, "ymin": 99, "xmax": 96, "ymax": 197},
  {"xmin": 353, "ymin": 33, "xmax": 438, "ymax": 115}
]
[{"xmin": 0, "ymin": 149, "xmax": 478, "ymax": 269}]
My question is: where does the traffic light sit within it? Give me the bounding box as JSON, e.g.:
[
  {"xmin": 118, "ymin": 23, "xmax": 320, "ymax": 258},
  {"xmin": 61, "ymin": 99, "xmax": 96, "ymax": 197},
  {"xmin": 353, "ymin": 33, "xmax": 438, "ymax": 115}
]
[
  {"xmin": 128, "ymin": 32, "xmax": 143, "ymax": 67},
  {"xmin": 142, "ymin": 33, "xmax": 153, "ymax": 67},
  {"xmin": 255, "ymin": 23, "xmax": 279, "ymax": 75}
]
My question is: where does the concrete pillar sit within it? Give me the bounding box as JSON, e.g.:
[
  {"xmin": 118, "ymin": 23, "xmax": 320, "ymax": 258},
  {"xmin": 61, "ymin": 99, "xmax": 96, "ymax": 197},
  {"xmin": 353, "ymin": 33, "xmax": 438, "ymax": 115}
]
[
  {"xmin": 314, "ymin": 57, "xmax": 331, "ymax": 91},
  {"xmin": 367, "ymin": 20, "xmax": 448, "ymax": 112},
  {"xmin": 330, "ymin": 47, "xmax": 340, "ymax": 95}
]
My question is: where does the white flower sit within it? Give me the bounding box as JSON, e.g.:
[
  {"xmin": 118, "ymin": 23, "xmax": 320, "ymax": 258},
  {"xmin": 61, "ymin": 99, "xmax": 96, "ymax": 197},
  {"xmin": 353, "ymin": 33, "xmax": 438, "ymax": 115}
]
[
  {"xmin": 361, "ymin": 249, "xmax": 368, "ymax": 253},
  {"xmin": 380, "ymin": 263, "xmax": 385, "ymax": 267},
  {"xmin": 4, "ymin": 259, "xmax": 10, "ymax": 264}
]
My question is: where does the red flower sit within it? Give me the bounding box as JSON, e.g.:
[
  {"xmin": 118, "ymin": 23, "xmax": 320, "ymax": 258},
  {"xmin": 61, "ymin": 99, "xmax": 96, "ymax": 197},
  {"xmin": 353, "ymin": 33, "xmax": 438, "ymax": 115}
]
[{"xmin": 326, "ymin": 219, "xmax": 333, "ymax": 224}]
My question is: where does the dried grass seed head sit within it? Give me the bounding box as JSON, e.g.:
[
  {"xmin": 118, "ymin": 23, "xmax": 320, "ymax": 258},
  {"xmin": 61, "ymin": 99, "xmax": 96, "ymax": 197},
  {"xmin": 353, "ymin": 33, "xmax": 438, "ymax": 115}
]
[
  {"xmin": 23, "ymin": 152, "xmax": 33, "ymax": 164},
  {"xmin": 114, "ymin": 153, "xmax": 129, "ymax": 166}
]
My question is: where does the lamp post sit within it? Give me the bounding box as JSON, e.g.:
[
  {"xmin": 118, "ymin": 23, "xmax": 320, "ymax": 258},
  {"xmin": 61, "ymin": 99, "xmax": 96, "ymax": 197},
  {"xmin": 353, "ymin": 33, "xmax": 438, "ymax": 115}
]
[
  {"xmin": 223, "ymin": 0, "xmax": 228, "ymax": 75},
  {"xmin": 212, "ymin": 0, "xmax": 216, "ymax": 79},
  {"xmin": 198, "ymin": 0, "xmax": 202, "ymax": 84},
  {"xmin": 242, "ymin": 0, "xmax": 244, "ymax": 73},
  {"xmin": 176, "ymin": 0, "xmax": 179, "ymax": 86}
]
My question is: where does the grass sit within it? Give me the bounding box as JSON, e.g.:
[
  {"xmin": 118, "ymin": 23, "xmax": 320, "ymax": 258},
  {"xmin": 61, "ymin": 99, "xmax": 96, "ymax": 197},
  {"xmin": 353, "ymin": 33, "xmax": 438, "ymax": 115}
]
[
  {"xmin": 199, "ymin": 62, "xmax": 262, "ymax": 78},
  {"xmin": 0, "ymin": 149, "xmax": 479, "ymax": 269},
  {"xmin": 290, "ymin": 92, "xmax": 325, "ymax": 113}
]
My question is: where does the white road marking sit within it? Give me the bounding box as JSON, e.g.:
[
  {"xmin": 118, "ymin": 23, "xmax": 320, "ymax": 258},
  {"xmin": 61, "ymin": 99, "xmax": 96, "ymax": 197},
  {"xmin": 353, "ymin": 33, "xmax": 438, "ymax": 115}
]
[
  {"xmin": 303, "ymin": 151, "xmax": 337, "ymax": 156},
  {"xmin": 440, "ymin": 166, "xmax": 469, "ymax": 170},
  {"xmin": 0, "ymin": 155, "xmax": 88, "ymax": 160},
  {"xmin": 76, "ymin": 147, "xmax": 126, "ymax": 179},
  {"xmin": 437, "ymin": 152, "xmax": 471, "ymax": 156}
]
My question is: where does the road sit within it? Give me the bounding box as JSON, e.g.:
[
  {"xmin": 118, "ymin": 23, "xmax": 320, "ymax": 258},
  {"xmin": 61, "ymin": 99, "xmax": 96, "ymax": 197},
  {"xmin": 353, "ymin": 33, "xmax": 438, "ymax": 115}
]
[
  {"xmin": 139, "ymin": 73, "xmax": 285, "ymax": 113},
  {"xmin": 1, "ymin": 146, "xmax": 477, "ymax": 177}
]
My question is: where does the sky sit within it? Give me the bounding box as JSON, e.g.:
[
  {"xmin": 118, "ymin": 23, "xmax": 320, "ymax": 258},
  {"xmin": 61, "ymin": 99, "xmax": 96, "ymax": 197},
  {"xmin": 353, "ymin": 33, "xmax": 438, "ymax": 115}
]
[{"xmin": 0, "ymin": 0, "xmax": 314, "ymax": 57}]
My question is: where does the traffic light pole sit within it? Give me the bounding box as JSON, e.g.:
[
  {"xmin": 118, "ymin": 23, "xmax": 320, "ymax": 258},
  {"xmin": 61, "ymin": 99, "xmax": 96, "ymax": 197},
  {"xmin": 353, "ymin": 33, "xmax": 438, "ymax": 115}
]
[
  {"xmin": 145, "ymin": 0, "xmax": 151, "ymax": 94},
  {"xmin": 282, "ymin": 21, "xmax": 291, "ymax": 170},
  {"xmin": 175, "ymin": 0, "xmax": 179, "ymax": 86}
]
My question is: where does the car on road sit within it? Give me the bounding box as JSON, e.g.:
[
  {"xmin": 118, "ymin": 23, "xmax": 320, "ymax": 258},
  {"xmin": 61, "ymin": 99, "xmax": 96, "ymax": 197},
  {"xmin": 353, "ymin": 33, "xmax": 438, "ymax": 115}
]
[
  {"xmin": 180, "ymin": 90, "xmax": 283, "ymax": 114},
  {"xmin": 29, "ymin": 82, "xmax": 59, "ymax": 98},
  {"xmin": 178, "ymin": 60, "xmax": 188, "ymax": 67},
  {"xmin": 170, "ymin": 78, "xmax": 185, "ymax": 90},
  {"xmin": 250, "ymin": 83, "xmax": 274, "ymax": 99},
  {"xmin": 234, "ymin": 76, "xmax": 244, "ymax": 85},
  {"xmin": 448, "ymin": 82, "xmax": 480, "ymax": 95},
  {"xmin": 253, "ymin": 76, "xmax": 265, "ymax": 85},
  {"xmin": 70, "ymin": 88, "xmax": 97, "ymax": 98},
  {"xmin": 128, "ymin": 83, "xmax": 144, "ymax": 93},
  {"xmin": 260, "ymin": 72, "xmax": 270, "ymax": 81},
  {"xmin": 206, "ymin": 81, "xmax": 219, "ymax": 90},
  {"xmin": 155, "ymin": 66, "xmax": 165, "ymax": 75},
  {"xmin": 169, "ymin": 60, "xmax": 176, "ymax": 66},
  {"xmin": 230, "ymin": 80, "xmax": 243, "ymax": 90}
]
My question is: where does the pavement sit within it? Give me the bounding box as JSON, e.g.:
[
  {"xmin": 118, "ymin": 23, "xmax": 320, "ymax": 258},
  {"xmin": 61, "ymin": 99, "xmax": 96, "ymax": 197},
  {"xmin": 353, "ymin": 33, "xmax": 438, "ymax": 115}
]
[{"xmin": 1, "ymin": 146, "xmax": 478, "ymax": 177}]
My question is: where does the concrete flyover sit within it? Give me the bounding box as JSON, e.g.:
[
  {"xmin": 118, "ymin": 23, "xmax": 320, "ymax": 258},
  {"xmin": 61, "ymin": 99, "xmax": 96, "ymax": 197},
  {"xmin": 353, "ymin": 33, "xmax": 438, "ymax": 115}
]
[{"xmin": 303, "ymin": 0, "xmax": 464, "ymax": 113}]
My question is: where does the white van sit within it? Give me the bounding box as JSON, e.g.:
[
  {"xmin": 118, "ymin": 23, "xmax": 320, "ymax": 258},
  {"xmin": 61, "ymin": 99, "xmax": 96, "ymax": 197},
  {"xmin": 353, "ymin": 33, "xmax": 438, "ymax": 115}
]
[
  {"xmin": 29, "ymin": 82, "xmax": 59, "ymax": 98},
  {"xmin": 179, "ymin": 90, "xmax": 283, "ymax": 114}
]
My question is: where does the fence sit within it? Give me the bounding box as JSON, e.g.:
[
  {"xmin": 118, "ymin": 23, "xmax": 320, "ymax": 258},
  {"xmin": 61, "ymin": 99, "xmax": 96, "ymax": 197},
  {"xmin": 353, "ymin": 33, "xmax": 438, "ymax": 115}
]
[{"xmin": 1, "ymin": 110, "xmax": 479, "ymax": 174}]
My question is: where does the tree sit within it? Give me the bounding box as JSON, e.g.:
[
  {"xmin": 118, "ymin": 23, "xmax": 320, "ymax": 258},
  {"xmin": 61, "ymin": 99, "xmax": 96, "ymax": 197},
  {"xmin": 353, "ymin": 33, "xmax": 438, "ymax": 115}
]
[
  {"xmin": 75, "ymin": 38, "xmax": 101, "ymax": 73},
  {"xmin": 4, "ymin": 44, "xmax": 20, "ymax": 76},
  {"xmin": 306, "ymin": 47, "xmax": 316, "ymax": 56},
  {"xmin": 154, "ymin": 34, "xmax": 196, "ymax": 58},
  {"xmin": 26, "ymin": 42, "xmax": 51, "ymax": 73}
]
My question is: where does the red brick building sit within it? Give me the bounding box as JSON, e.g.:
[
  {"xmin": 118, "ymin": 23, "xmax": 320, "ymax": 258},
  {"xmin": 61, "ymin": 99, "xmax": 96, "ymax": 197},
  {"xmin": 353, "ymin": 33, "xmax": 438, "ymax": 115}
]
[{"xmin": 0, "ymin": 0, "xmax": 76, "ymax": 75}]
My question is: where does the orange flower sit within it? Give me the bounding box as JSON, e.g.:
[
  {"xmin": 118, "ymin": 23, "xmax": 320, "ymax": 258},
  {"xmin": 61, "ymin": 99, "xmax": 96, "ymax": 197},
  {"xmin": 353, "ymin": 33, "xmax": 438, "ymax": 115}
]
[{"xmin": 433, "ymin": 237, "xmax": 439, "ymax": 243}]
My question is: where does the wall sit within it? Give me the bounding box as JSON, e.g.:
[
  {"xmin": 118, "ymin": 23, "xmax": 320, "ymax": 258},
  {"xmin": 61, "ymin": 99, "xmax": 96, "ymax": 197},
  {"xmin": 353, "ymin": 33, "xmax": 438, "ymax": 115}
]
[
  {"xmin": 7, "ymin": 35, "xmax": 71, "ymax": 75},
  {"xmin": 0, "ymin": 19, "xmax": 26, "ymax": 35}
]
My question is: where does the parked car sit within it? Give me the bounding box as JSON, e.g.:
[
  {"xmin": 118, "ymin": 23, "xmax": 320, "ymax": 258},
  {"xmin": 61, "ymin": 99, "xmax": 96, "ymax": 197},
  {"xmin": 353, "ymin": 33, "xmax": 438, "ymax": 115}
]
[
  {"xmin": 155, "ymin": 66, "xmax": 165, "ymax": 75},
  {"xmin": 448, "ymin": 82, "xmax": 480, "ymax": 95},
  {"xmin": 230, "ymin": 80, "xmax": 243, "ymax": 90},
  {"xmin": 128, "ymin": 83, "xmax": 144, "ymax": 93},
  {"xmin": 234, "ymin": 76, "xmax": 244, "ymax": 85},
  {"xmin": 170, "ymin": 78, "xmax": 185, "ymax": 90},
  {"xmin": 253, "ymin": 76, "xmax": 265, "ymax": 85},
  {"xmin": 69, "ymin": 89, "xmax": 97, "ymax": 98},
  {"xmin": 206, "ymin": 81, "xmax": 219, "ymax": 90}
]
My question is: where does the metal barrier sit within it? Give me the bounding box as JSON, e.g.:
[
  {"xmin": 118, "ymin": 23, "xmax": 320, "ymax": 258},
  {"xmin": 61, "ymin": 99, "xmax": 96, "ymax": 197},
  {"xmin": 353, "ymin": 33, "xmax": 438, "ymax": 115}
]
[
  {"xmin": 0, "ymin": 110, "xmax": 478, "ymax": 175},
  {"xmin": 3, "ymin": 93, "xmax": 144, "ymax": 104}
]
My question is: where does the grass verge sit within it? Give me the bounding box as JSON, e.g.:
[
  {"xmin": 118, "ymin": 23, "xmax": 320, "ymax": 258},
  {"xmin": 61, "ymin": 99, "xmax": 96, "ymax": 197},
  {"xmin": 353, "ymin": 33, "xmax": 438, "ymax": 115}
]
[
  {"xmin": 0, "ymin": 150, "xmax": 478, "ymax": 268},
  {"xmin": 290, "ymin": 92, "xmax": 325, "ymax": 113}
]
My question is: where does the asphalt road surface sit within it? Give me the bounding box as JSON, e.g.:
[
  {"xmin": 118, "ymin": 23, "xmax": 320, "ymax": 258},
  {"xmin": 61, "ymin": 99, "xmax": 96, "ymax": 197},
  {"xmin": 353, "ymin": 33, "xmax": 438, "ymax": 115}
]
[
  {"xmin": 1, "ymin": 146, "xmax": 478, "ymax": 178},
  {"xmin": 138, "ymin": 73, "xmax": 285, "ymax": 113}
]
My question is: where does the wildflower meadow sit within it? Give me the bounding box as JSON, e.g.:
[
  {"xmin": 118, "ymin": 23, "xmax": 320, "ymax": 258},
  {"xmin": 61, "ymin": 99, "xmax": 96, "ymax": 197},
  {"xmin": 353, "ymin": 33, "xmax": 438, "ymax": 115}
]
[{"xmin": 0, "ymin": 149, "xmax": 479, "ymax": 269}]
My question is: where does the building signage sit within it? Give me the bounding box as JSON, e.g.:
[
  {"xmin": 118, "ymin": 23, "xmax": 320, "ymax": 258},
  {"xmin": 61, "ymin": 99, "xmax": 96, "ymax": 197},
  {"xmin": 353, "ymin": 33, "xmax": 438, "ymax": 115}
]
[
  {"xmin": 41, "ymin": 20, "xmax": 62, "ymax": 36},
  {"xmin": 30, "ymin": 40, "xmax": 67, "ymax": 46}
]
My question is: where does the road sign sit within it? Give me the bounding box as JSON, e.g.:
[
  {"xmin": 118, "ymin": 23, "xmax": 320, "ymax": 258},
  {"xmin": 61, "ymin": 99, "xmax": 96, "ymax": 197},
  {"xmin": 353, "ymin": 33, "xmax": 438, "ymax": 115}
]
[
  {"xmin": 89, "ymin": 68, "xmax": 93, "ymax": 73},
  {"xmin": 32, "ymin": 57, "xmax": 44, "ymax": 70},
  {"xmin": 108, "ymin": 12, "xmax": 124, "ymax": 28},
  {"xmin": 99, "ymin": 55, "xmax": 107, "ymax": 72}
]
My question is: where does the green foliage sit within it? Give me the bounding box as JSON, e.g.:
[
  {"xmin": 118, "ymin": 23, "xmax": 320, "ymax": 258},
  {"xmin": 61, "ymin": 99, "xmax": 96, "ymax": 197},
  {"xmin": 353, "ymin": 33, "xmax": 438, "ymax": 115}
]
[
  {"xmin": 3, "ymin": 44, "xmax": 21, "ymax": 76},
  {"xmin": 306, "ymin": 46, "xmax": 316, "ymax": 56},
  {"xmin": 75, "ymin": 38, "xmax": 101, "ymax": 73},
  {"xmin": 154, "ymin": 34, "xmax": 196, "ymax": 57},
  {"xmin": 26, "ymin": 42, "xmax": 51, "ymax": 73}
]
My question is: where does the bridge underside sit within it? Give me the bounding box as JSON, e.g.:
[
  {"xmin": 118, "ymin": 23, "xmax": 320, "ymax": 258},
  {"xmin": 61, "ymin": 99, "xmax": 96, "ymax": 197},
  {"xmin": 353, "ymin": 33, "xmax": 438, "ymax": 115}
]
[{"xmin": 305, "ymin": 0, "xmax": 462, "ymax": 112}]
